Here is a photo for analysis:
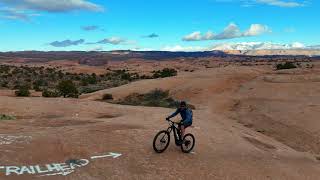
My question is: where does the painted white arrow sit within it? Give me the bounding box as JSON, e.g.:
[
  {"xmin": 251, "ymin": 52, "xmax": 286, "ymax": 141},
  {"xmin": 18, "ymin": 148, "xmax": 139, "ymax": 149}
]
[{"xmin": 90, "ymin": 152, "xmax": 122, "ymax": 159}]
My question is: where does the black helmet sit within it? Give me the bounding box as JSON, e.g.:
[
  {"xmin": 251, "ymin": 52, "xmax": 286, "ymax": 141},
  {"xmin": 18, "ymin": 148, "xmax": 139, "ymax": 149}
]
[{"xmin": 180, "ymin": 101, "xmax": 187, "ymax": 107}]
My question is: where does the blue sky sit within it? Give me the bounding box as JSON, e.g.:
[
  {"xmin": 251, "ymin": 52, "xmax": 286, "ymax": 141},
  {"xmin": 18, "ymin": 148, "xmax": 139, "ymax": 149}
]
[{"xmin": 0, "ymin": 0, "xmax": 319, "ymax": 51}]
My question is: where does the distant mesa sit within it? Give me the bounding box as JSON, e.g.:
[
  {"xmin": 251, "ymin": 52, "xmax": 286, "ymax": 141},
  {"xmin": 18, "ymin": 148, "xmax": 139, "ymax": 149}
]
[
  {"xmin": 0, "ymin": 50, "xmax": 319, "ymax": 67},
  {"xmin": 78, "ymin": 58, "xmax": 109, "ymax": 66}
]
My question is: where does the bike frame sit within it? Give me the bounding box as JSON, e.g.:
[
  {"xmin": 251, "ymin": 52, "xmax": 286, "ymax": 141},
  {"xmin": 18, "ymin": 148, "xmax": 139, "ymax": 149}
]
[{"xmin": 166, "ymin": 120, "xmax": 182, "ymax": 145}]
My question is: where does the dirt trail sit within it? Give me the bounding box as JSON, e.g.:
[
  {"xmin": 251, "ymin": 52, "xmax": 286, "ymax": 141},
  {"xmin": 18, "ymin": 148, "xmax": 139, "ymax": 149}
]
[{"xmin": 1, "ymin": 66, "xmax": 320, "ymax": 179}]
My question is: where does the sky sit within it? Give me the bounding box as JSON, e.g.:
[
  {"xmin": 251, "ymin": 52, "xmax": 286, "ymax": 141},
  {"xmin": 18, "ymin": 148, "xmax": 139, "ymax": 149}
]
[{"xmin": 0, "ymin": 0, "xmax": 319, "ymax": 51}]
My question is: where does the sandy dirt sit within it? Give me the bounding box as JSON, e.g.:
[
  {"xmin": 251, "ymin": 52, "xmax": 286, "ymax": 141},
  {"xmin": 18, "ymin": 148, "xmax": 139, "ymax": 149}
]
[{"xmin": 0, "ymin": 64, "xmax": 320, "ymax": 180}]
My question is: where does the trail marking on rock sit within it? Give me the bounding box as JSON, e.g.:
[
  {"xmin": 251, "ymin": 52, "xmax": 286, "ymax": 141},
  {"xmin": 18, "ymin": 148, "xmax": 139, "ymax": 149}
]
[
  {"xmin": 91, "ymin": 152, "xmax": 122, "ymax": 159},
  {"xmin": 0, "ymin": 152, "xmax": 122, "ymax": 177}
]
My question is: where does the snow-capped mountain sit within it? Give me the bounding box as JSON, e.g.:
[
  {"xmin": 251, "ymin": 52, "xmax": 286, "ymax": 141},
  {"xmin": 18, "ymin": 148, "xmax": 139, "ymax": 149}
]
[
  {"xmin": 211, "ymin": 42, "xmax": 312, "ymax": 51},
  {"xmin": 211, "ymin": 42, "xmax": 320, "ymax": 56}
]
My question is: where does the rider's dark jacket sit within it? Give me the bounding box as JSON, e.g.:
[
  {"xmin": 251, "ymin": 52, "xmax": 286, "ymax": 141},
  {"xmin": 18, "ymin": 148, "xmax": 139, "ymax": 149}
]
[{"xmin": 168, "ymin": 108, "xmax": 193, "ymax": 124}]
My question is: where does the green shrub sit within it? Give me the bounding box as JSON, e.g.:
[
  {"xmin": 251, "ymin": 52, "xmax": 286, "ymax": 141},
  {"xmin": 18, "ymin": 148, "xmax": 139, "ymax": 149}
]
[
  {"xmin": 120, "ymin": 73, "xmax": 131, "ymax": 81},
  {"xmin": 42, "ymin": 89, "xmax": 60, "ymax": 98},
  {"xmin": 1, "ymin": 81, "xmax": 8, "ymax": 88},
  {"xmin": 57, "ymin": 80, "xmax": 79, "ymax": 98},
  {"xmin": 15, "ymin": 86, "xmax": 30, "ymax": 97},
  {"xmin": 81, "ymin": 75, "xmax": 97, "ymax": 85},
  {"xmin": 33, "ymin": 79, "xmax": 48, "ymax": 87},
  {"xmin": 140, "ymin": 75, "xmax": 152, "ymax": 79},
  {"xmin": 80, "ymin": 86, "xmax": 104, "ymax": 94},
  {"xmin": 0, "ymin": 114, "xmax": 16, "ymax": 121},
  {"xmin": 102, "ymin": 93, "xmax": 113, "ymax": 100},
  {"xmin": 152, "ymin": 68, "xmax": 177, "ymax": 78},
  {"xmin": 144, "ymin": 89, "xmax": 169, "ymax": 100},
  {"xmin": 33, "ymin": 85, "xmax": 42, "ymax": 92},
  {"xmin": 276, "ymin": 62, "xmax": 297, "ymax": 70},
  {"xmin": 116, "ymin": 89, "xmax": 182, "ymax": 108}
]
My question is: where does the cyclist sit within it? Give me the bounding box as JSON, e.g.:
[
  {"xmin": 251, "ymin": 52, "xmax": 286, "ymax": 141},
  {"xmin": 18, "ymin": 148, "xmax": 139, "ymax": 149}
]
[{"xmin": 166, "ymin": 101, "xmax": 193, "ymax": 144}]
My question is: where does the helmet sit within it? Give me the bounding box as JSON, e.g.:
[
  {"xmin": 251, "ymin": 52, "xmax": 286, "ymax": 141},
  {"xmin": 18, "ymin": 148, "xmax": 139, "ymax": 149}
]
[{"xmin": 180, "ymin": 101, "xmax": 187, "ymax": 107}]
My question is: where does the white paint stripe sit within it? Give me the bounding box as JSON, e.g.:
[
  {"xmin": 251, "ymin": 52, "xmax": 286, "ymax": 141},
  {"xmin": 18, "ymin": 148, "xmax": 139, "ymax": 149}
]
[
  {"xmin": 91, "ymin": 152, "xmax": 122, "ymax": 159},
  {"xmin": 91, "ymin": 155, "xmax": 113, "ymax": 159}
]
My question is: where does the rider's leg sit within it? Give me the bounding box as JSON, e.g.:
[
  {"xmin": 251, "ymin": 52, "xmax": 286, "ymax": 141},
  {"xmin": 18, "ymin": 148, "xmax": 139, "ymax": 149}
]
[{"xmin": 181, "ymin": 125, "xmax": 185, "ymax": 139}]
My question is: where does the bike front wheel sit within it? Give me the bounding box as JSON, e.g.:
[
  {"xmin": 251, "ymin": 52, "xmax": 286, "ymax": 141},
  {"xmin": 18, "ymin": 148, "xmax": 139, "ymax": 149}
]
[
  {"xmin": 181, "ymin": 133, "xmax": 195, "ymax": 153},
  {"xmin": 153, "ymin": 130, "xmax": 170, "ymax": 153}
]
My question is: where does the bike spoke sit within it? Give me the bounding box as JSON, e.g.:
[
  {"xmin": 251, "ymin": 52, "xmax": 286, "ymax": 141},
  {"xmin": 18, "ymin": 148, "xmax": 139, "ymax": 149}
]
[
  {"xmin": 156, "ymin": 134, "xmax": 168, "ymax": 150},
  {"xmin": 181, "ymin": 135, "xmax": 194, "ymax": 152}
]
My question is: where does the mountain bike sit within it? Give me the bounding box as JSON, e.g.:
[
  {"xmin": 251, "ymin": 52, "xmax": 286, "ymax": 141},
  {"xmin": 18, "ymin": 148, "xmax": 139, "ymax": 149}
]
[{"xmin": 153, "ymin": 119, "xmax": 195, "ymax": 153}]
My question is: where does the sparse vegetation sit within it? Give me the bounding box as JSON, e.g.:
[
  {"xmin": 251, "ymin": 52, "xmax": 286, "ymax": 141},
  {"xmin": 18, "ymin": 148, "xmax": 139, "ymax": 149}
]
[
  {"xmin": 0, "ymin": 65, "xmax": 180, "ymax": 97},
  {"xmin": 57, "ymin": 80, "xmax": 79, "ymax": 98},
  {"xmin": 15, "ymin": 86, "xmax": 30, "ymax": 97},
  {"xmin": 152, "ymin": 68, "xmax": 177, "ymax": 78},
  {"xmin": 0, "ymin": 114, "xmax": 16, "ymax": 121},
  {"xmin": 79, "ymin": 86, "xmax": 105, "ymax": 94},
  {"xmin": 42, "ymin": 89, "xmax": 60, "ymax": 98},
  {"xmin": 0, "ymin": 65, "xmax": 152, "ymax": 95},
  {"xmin": 102, "ymin": 93, "xmax": 114, "ymax": 100},
  {"xmin": 306, "ymin": 63, "xmax": 314, "ymax": 69},
  {"xmin": 113, "ymin": 89, "xmax": 195, "ymax": 109},
  {"xmin": 276, "ymin": 62, "xmax": 297, "ymax": 70}
]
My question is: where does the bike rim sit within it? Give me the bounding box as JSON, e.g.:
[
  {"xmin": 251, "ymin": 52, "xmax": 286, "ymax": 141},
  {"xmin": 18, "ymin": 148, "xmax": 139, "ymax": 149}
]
[
  {"xmin": 182, "ymin": 135, "xmax": 194, "ymax": 151},
  {"xmin": 156, "ymin": 133, "xmax": 169, "ymax": 150}
]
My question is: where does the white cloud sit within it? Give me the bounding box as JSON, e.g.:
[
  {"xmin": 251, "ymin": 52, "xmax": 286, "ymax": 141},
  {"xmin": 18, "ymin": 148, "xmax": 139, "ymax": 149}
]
[
  {"xmin": 162, "ymin": 45, "xmax": 208, "ymax": 52},
  {"xmin": 0, "ymin": 0, "xmax": 103, "ymax": 12},
  {"xmin": 243, "ymin": 24, "xmax": 271, "ymax": 36},
  {"xmin": 214, "ymin": 23, "xmax": 242, "ymax": 40},
  {"xmin": 183, "ymin": 31, "xmax": 202, "ymax": 41},
  {"xmin": 0, "ymin": 8, "xmax": 39, "ymax": 21},
  {"xmin": 98, "ymin": 37, "xmax": 125, "ymax": 45},
  {"xmin": 216, "ymin": 0, "xmax": 305, "ymax": 8},
  {"xmin": 256, "ymin": 0, "xmax": 303, "ymax": 7},
  {"xmin": 49, "ymin": 39, "xmax": 85, "ymax": 47},
  {"xmin": 203, "ymin": 31, "xmax": 215, "ymax": 40},
  {"xmin": 183, "ymin": 23, "xmax": 270, "ymax": 41},
  {"xmin": 291, "ymin": 42, "xmax": 305, "ymax": 48},
  {"xmin": 0, "ymin": 0, "xmax": 103, "ymax": 21},
  {"xmin": 88, "ymin": 37, "xmax": 136, "ymax": 45}
]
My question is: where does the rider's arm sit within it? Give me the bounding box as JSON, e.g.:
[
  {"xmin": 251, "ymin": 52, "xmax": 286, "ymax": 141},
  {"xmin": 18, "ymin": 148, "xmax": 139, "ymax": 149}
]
[
  {"xmin": 167, "ymin": 109, "xmax": 180, "ymax": 119},
  {"xmin": 184, "ymin": 109, "xmax": 193, "ymax": 122}
]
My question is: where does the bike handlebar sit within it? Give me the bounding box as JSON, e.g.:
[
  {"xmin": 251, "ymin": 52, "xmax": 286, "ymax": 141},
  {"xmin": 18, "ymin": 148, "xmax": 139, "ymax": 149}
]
[{"xmin": 166, "ymin": 119, "xmax": 180, "ymax": 124}]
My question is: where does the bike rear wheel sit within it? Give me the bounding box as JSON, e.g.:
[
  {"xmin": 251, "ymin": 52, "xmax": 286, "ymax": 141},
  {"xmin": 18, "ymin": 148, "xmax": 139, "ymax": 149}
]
[
  {"xmin": 181, "ymin": 133, "xmax": 195, "ymax": 153},
  {"xmin": 153, "ymin": 130, "xmax": 170, "ymax": 153}
]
